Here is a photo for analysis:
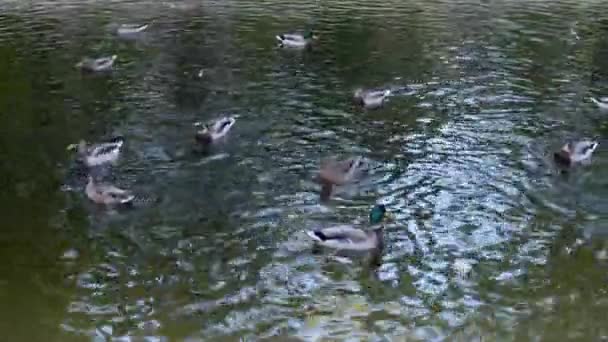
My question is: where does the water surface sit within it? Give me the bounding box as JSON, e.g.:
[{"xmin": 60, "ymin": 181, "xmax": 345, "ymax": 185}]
[{"xmin": 1, "ymin": 0, "xmax": 608, "ymax": 340}]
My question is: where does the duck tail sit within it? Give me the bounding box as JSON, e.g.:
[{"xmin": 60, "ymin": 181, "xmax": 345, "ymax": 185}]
[
  {"xmin": 591, "ymin": 141, "xmax": 599, "ymax": 152},
  {"xmin": 109, "ymin": 136, "xmax": 124, "ymax": 147},
  {"xmin": 276, "ymin": 35, "xmax": 284, "ymax": 42},
  {"xmin": 121, "ymin": 195, "xmax": 135, "ymax": 204},
  {"xmin": 306, "ymin": 230, "xmax": 327, "ymax": 241}
]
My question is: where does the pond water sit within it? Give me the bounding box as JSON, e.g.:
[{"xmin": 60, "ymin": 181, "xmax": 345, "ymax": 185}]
[{"xmin": 1, "ymin": 0, "xmax": 608, "ymax": 340}]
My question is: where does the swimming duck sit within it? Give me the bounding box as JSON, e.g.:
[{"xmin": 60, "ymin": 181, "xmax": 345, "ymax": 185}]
[
  {"xmin": 318, "ymin": 156, "xmax": 364, "ymax": 200},
  {"xmin": 306, "ymin": 204, "xmax": 388, "ymax": 252},
  {"xmin": 194, "ymin": 116, "xmax": 237, "ymax": 145},
  {"xmin": 116, "ymin": 23, "xmax": 149, "ymax": 36},
  {"xmin": 76, "ymin": 55, "xmax": 117, "ymax": 72},
  {"xmin": 85, "ymin": 176, "xmax": 134, "ymax": 205},
  {"xmin": 353, "ymin": 88, "xmax": 391, "ymax": 109},
  {"xmin": 67, "ymin": 137, "xmax": 124, "ymax": 168},
  {"xmin": 554, "ymin": 140, "xmax": 599, "ymax": 167},
  {"xmin": 590, "ymin": 97, "xmax": 608, "ymax": 110},
  {"xmin": 276, "ymin": 30, "xmax": 318, "ymax": 48}
]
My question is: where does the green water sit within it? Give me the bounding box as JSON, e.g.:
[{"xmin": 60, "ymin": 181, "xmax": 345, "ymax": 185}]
[{"xmin": 1, "ymin": 0, "xmax": 608, "ymax": 340}]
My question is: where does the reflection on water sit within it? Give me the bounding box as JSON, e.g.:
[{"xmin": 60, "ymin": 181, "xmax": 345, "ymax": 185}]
[{"xmin": 0, "ymin": 0, "xmax": 607, "ymax": 340}]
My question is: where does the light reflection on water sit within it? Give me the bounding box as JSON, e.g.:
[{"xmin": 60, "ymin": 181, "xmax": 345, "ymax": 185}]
[{"xmin": 0, "ymin": 0, "xmax": 607, "ymax": 340}]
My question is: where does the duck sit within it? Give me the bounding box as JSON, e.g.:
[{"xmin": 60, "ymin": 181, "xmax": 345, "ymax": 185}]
[
  {"xmin": 353, "ymin": 88, "xmax": 391, "ymax": 109},
  {"xmin": 276, "ymin": 30, "xmax": 318, "ymax": 48},
  {"xmin": 306, "ymin": 204, "xmax": 389, "ymax": 252},
  {"xmin": 554, "ymin": 140, "xmax": 599, "ymax": 167},
  {"xmin": 85, "ymin": 176, "xmax": 134, "ymax": 205},
  {"xmin": 67, "ymin": 137, "xmax": 124, "ymax": 168},
  {"xmin": 590, "ymin": 97, "xmax": 608, "ymax": 110},
  {"xmin": 194, "ymin": 116, "xmax": 237, "ymax": 145},
  {"xmin": 76, "ymin": 55, "xmax": 117, "ymax": 72},
  {"xmin": 116, "ymin": 23, "xmax": 149, "ymax": 36},
  {"xmin": 318, "ymin": 156, "xmax": 364, "ymax": 200}
]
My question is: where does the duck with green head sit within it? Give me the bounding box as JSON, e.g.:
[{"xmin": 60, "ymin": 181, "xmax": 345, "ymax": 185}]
[
  {"xmin": 306, "ymin": 204, "xmax": 390, "ymax": 252},
  {"xmin": 276, "ymin": 30, "xmax": 319, "ymax": 48}
]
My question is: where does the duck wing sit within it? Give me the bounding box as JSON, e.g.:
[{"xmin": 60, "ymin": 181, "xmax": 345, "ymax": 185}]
[
  {"xmin": 117, "ymin": 24, "xmax": 148, "ymax": 34},
  {"xmin": 212, "ymin": 117, "xmax": 235, "ymax": 134},
  {"xmin": 99, "ymin": 184, "xmax": 134, "ymax": 203},
  {"xmin": 307, "ymin": 225, "xmax": 378, "ymax": 251},
  {"xmin": 571, "ymin": 141, "xmax": 598, "ymax": 162},
  {"xmin": 90, "ymin": 141, "xmax": 123, "ymax": 157},
  {"xmin": 93, "ymin": 56, "xmax": 117, "ymax": 70},
  {"xmin": 320, "ymin": 159, "xmax": 352, "ymax": 184},
  {"xmin": 308, "ymin": 225, "xmax": 369, "ymax": 243},
  {"xmin": 281, "ymin": 34, "xmax": 305, "ymax": 41}
]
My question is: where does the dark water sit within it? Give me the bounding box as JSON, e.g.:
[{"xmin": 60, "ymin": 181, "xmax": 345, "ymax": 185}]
[{"xmin": 1, "ymin": 0, "xmax": 608, "ymax": 340}]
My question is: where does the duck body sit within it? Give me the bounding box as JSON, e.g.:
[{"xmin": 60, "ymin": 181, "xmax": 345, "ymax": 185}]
[
  {"xmin": 195, "ymin": 116, "xmax": 237, "ymax": 145},
  {"xmin": 276, "ymin": 31, "xmax": 317, "ymax": 48},
  {"xmin": 353, "ymin": 88, "xmax": 391, "ymax": 109},
  {"xmin": 68, "ymin": 137, "xmax": 124, "ymax": 168},
  {"xmin": 306, "ymin": 204, "xmax": 387, "ymax": 252},
  {"xmin": 590, "ymin": 97, "xmax": 608, "ymax": 110},
  {"xmin": 318, "ymin": 156, "xmax": 364, "ymax": 200},
  {"xmin": 554, "ymin": 140, "xmax": 599, "ymax": 167},
  {"xmin": 307, "ymin": 225, "xmax": 383, "ymax": 251},
  {"xmin": 76, "ymin": 55, "xmax": 117, "ymax": 72},
  {"xmin": 319, "ymin": 156, "xmax": 363, "ymax": 185},
  {"xmin": 116, "ymin": 23, "xmax": 148, "ymax": 36},
  {"xmin": 86, "ymin": 176, "xmax": 134, "ymax": 205}
]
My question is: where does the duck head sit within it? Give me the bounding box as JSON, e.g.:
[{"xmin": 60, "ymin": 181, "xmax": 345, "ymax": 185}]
[
  {"xmin": 369, "ymin": 204, "xmax": 387, "ymax": 224},
  {"xmin": 304, "ymin": 30, "xmax": 319, "ymax": 40},
  {"xmin": 353, "ymin": 88, "xmax": 364, "ymax": 99},
  {"xmin": 66, "ymin": 140, "xmax": 88, "ymax": 154}
]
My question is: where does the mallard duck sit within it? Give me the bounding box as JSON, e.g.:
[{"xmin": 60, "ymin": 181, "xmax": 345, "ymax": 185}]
[
  {"xmin": 306, "ymin": 204, "xmax": 388, "ymax": 251},
  {"xmin": 76, "ymin": 55, "xmax": 117, "ymax": 72},
  {"xmin": 67, "ymin": 137, "xmax": 124, "ymax": 168},
  {"xmin": 318, "ymin": 156, "xmax": 364, "ymax": 200},
  {"xmin": 85, "ymin": 176, "xmax": 134, "ymax": 205},
  {"xmin": 353, "ymin": 88, "xmax": 391, "ymax": 109},
  {"xmin": 116, "ymin": 23, "xmax": 149, "ymax": 36},
  {"xmin": 554, "ymin": 140, "xmax": 599, "ymax": 167},
  {"xmin": 194, "ymin": 116, "xmax": 236, "ymax": 145},
  {"xmin": 590, "ymin": 97, "xmax": 608, "ymax": 110},
  {"xmin": 276, "ymin": 30, "xmax": 318, "ymax": 48}
]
